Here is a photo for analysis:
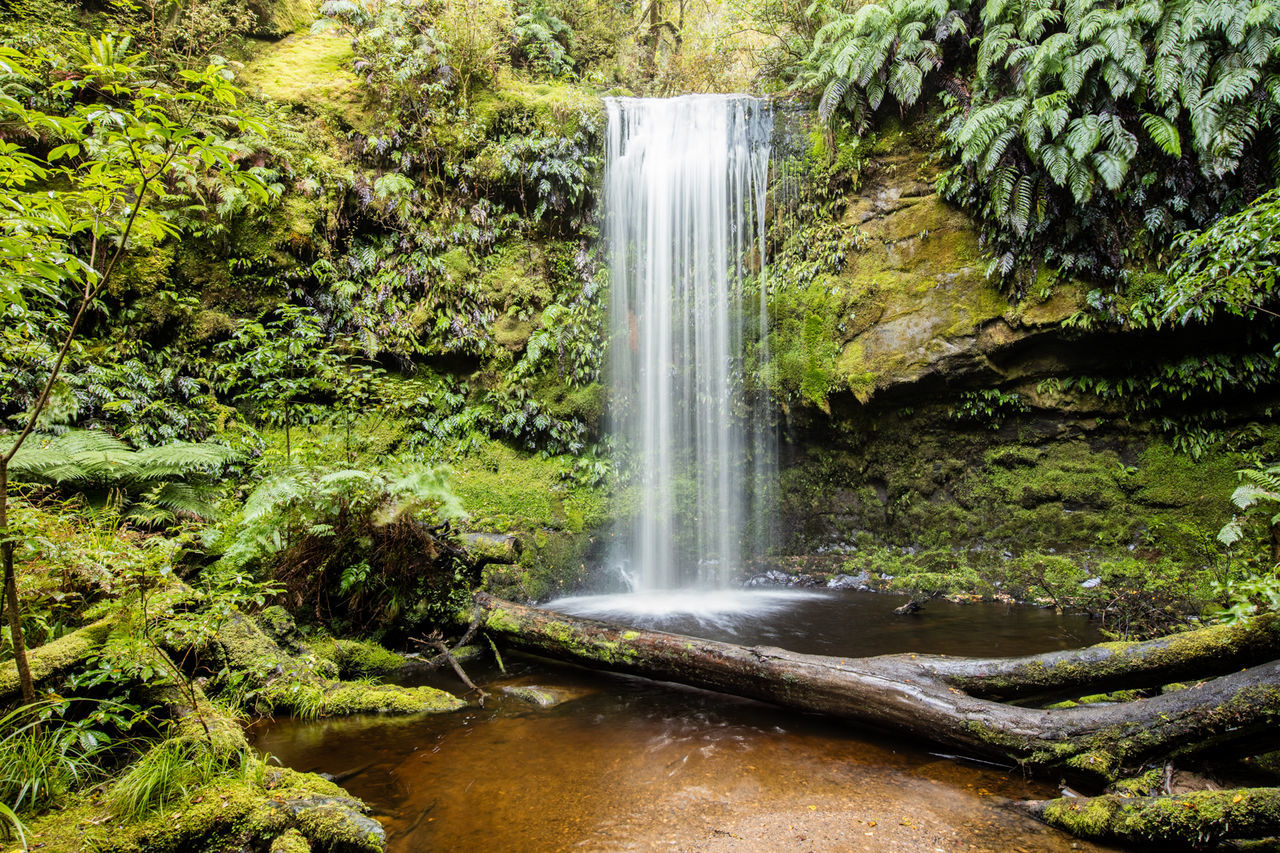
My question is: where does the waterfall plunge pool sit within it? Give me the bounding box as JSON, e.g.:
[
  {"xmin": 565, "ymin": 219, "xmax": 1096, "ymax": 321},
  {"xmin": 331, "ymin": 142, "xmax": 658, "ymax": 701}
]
[{"xmin": 253, "ymin": 590, "xmax": 1129, "ymax": 853}]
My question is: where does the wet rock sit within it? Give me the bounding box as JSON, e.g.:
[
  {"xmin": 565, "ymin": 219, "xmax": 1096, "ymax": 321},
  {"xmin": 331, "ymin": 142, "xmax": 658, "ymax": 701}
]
[
  {"xmin": 893, "ymin": 600, "xmax": 924, "ymax": 615},
  {"xmin": 502, "ymin": 685, "xmax": 567, "ymax": 707},
  {"xmin": 283, "ymin": 794, "xmax": 386, "ymax": 853},
  {"xmin": 827, "ymin": 572, "xmax": 872, "ymax": 591},
  {"xmin": 745, "ymin": 570, "xmax": 792, "ymax": 587}
]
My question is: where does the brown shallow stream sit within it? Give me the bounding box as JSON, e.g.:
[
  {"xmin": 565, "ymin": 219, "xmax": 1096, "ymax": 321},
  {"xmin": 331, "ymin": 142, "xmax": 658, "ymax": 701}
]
[{"xmin": 254, "ymin": 590, "xmax": 1130, "ymax": 852}]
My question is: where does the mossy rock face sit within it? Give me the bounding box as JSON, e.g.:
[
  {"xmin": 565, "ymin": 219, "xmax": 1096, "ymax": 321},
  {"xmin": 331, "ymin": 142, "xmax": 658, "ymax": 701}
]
[
  {"xmin": 778, "ymin": 406, "xmax": 1275, "ymax": 621},
  {"xmin": 246, "ymin": 0, "xmax": 315, "ymax": 38},
  {"xmin": 775, "ymin": 127, "xmax": 1087, "ymax": 405},
  {"xmin": 239, "ymin": 34, "xmax": 367, "ymax": 130},
  {"xmin": 832, "ymin": 151, "xmax": 1037, "ymax": 400}
]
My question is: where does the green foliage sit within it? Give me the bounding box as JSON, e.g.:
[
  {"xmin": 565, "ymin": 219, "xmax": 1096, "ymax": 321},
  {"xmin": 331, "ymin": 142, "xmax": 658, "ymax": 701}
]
[
  {"xmin": 1216, "ymin": 460, "xmax": 1280, "ymax": 622},
  {"xmin": 0, "ymin": 699, "xmax": 125, "ymax": 815},
  {"xmin": 1161, "ymin": 188, "xmax": 1280, "ymax": 324},
  {"xmin": 213, "ymin": 305, "xmax": 342, "ymax": 450},
  {"xmin": 948, "ymin": 388, "xmax": 1029, "ymax": 429},
  {"xmin": 216, "ymin": 462, "xmax": 466, "ymax": 629},
  {"xmin": 105, "ymin": 735, "xmax": 266, "ymax": 820},
  {"xmin": 112, "ymin": 0, "xmax": 259, "ymax": 68},
  {"xmin": 763, "ymin": 126, "xmax": 868, "ymax": 410},
  {"xmin": 802, "ymin": 0, "xmax": 962, "ymax": 130},
  {"xmin": 800, "ymin": 0, "xmax": 1280, "ymax": 286},
  {"xmin": 514, "ymin": 0, "xmax": 577, "ymax": 78},
  {"xmin": 1041, "ymin": 347, "xmax": 1280, "ymax": 458},
  {"xmin": 0, "ymin": 801, "xmax": 24, "ymax": 848}
]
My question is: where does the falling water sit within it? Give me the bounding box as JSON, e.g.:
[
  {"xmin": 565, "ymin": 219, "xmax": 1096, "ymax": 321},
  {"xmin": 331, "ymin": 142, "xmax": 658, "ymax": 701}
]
[{"xmin": 604, "ymin": 95, "xmax": 775, "ymax": 591}]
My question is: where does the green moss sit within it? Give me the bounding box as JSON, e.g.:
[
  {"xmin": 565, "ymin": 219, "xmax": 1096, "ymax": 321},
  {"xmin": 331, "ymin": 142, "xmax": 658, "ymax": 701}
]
[
  {"xmin": 270, "ymin": 828, "xmax": 312, "ymax": 853},
  {"xmin": 536, "ymin": 381, "xmax": 604, "ymax": 430},
  {"xmin": 826, "ymin": 188, "xmax": 1008, "ymax": 397},
  {"xmin": 1041, "ymin": 788, "xmax": 1280, "ymax": 845},
  {"xmin": 319, "ymin": 682, "xmax": 465, "ymax": 716},
  {"xmin": 471, "ymin": 69, "xmax": 605, "ymax": 137},
  {"xmin": 483, "ymin": 609, "xmax": 523, "ymax": 635},
  {"xmin": 247, "ymin": 0, "xmax": 315, "ymax": 37},
  {"xmin": 483, "ymin": 240, "xmax": 553, "ymax": 319},
  {"xmin": 449, "ymin": 438, "xmax": 606, "ymax": 533},
  {"xmin": 13, "ymin": 767, "xmax": 363, "ymax": 853},
  {"xmin": 0, "ymin": 617, "xmax": 114, "ymax": 698},
  {"xmin": 1112, "ymin": 767, "xmax": 1165, "ymax": 797},
  {"xmin": 239, "ymin": 34, "xmax": 367, "ymax": 130},
  {"xmin": 308, "ymin": 638, "xmax": 406, "ymax": 678},
  {"xmin": 885, "ymin": 554, "xmax": 986, "ymax": 596}
]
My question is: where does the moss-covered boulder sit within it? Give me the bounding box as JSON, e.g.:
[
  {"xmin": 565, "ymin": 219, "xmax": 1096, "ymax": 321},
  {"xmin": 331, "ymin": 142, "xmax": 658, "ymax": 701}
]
[{"xmin": 308, "ymin": 638, "xmax": 407, "ymax": 678}]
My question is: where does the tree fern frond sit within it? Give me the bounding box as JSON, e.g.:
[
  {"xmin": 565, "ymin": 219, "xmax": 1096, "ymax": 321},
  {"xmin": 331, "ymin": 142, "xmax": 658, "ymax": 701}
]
[{"xmin": 1141, "ymin": 113, "xmax": 1183, "ymax": 156}]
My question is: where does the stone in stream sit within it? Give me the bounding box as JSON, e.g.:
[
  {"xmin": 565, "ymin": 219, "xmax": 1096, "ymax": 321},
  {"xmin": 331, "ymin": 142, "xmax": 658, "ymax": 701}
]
[
  {"xmin": 281, "ymin": 793, "xmax": 386, "ymax": 853},
  {"xmin": 827, "ymin": 572, "xmax": 872, "ymax": 590},
  {"xmin": 500, "ymin": 684, "xmax": 587, "ymax": 708}
]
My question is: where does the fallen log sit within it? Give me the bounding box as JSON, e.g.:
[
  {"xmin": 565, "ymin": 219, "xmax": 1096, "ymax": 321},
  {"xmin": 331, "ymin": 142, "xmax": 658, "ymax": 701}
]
[
  {"xmin": 1022, "ymin": 788, "xmax": 1280, "ymax": 848},
  {"xmin": 919, "ymin": 613, "xmax": 1280, "ymax": 700},
  {"xmin": 475, "ymin": 593, "xmax": 1280, "ymax": 781},
  {"xmin": 0, "ymin": 616, "xmax": 114, "ymax": 702}
]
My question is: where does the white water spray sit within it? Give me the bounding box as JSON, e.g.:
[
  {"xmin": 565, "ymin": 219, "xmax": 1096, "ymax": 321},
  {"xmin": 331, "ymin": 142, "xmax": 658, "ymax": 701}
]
[{"xmin": 603, "ymin": 94, "xmax": 775, "ymax": 592}]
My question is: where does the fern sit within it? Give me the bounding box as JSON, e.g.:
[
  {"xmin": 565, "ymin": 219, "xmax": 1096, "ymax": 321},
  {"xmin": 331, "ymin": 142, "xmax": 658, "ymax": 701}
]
[
  {"xmin": 800, "ymin": 0, "xmax": 1280, "ymax": 287},
  {"xmin": 4, "ymin": 430, "xmax": 235, "ymax": 523}
]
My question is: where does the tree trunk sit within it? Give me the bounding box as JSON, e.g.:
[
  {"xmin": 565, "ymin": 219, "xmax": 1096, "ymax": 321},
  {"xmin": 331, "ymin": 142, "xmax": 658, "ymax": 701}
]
[
  {"xmin": 1, "ymin": 462, "xmax": 36, "ymax": 704},
  {"xmin": 475, "ymin": 594, "xmax": 1280, "ymax": 781}
]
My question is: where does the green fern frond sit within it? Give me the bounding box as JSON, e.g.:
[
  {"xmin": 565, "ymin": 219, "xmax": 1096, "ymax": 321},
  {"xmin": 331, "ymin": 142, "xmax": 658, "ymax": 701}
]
[{"xmin": 1141, "ymin": 113, "xmax": 1183, "ymax": 156}]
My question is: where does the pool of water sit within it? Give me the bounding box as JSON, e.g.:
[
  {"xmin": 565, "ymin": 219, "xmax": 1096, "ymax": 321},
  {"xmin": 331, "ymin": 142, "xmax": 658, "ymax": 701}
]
[
  {"xmin": 254, "ymin": 591, "xmax": 1125, "ymax": 853},
  {"xmin": 544, "ymin": 588, "xmax": 1100, "ymax": 657}
]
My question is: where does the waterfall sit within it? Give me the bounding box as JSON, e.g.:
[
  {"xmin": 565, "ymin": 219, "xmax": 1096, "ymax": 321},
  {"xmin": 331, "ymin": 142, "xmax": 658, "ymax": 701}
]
[{"xmin": 604, "ymin": 94, "xmax": 775, "ymax": 591}]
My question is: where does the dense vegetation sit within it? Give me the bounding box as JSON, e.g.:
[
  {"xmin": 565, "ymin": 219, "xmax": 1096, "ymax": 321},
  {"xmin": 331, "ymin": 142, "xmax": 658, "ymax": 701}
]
[{"xmin": 0, "ymin": 0, "xmax": 1277, "ymax": 847}]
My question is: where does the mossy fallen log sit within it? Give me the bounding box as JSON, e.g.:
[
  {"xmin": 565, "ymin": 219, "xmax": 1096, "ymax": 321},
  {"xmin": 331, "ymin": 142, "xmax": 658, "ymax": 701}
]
[
  {"xmin": 196, "ymin": 611, "xmax": 465, "ymax": 717},
  {"xmin": 475, "ymin": 593, "xmax": 1280, "ymax": 780},
  {"xmin": 1023, "ymin": 787, "xmax": 1280, "ymax": 848},
  {"xmin": 15, "ymin": 767, "xmax": 385, "ymax": 853},
  {"xmin": 0, "ymin": 616, "xmax": 115, "ymax": 702},
  {"xmin": 918, "ymin": 613, "xmax": 1280, "ymax": 700}
]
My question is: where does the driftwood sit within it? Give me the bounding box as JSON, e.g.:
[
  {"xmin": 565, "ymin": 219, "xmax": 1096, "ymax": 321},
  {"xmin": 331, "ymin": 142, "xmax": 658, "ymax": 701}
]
[{"xmin": 475, "ymin": 594, "xmax": 1280, "ymax": 782}]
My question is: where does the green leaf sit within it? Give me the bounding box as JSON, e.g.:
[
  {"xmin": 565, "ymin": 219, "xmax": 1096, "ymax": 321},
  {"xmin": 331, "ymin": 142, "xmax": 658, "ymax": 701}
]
[{"xmin": 1141, "ymin": 113, "xmax": 1182, "ymax": 157}]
